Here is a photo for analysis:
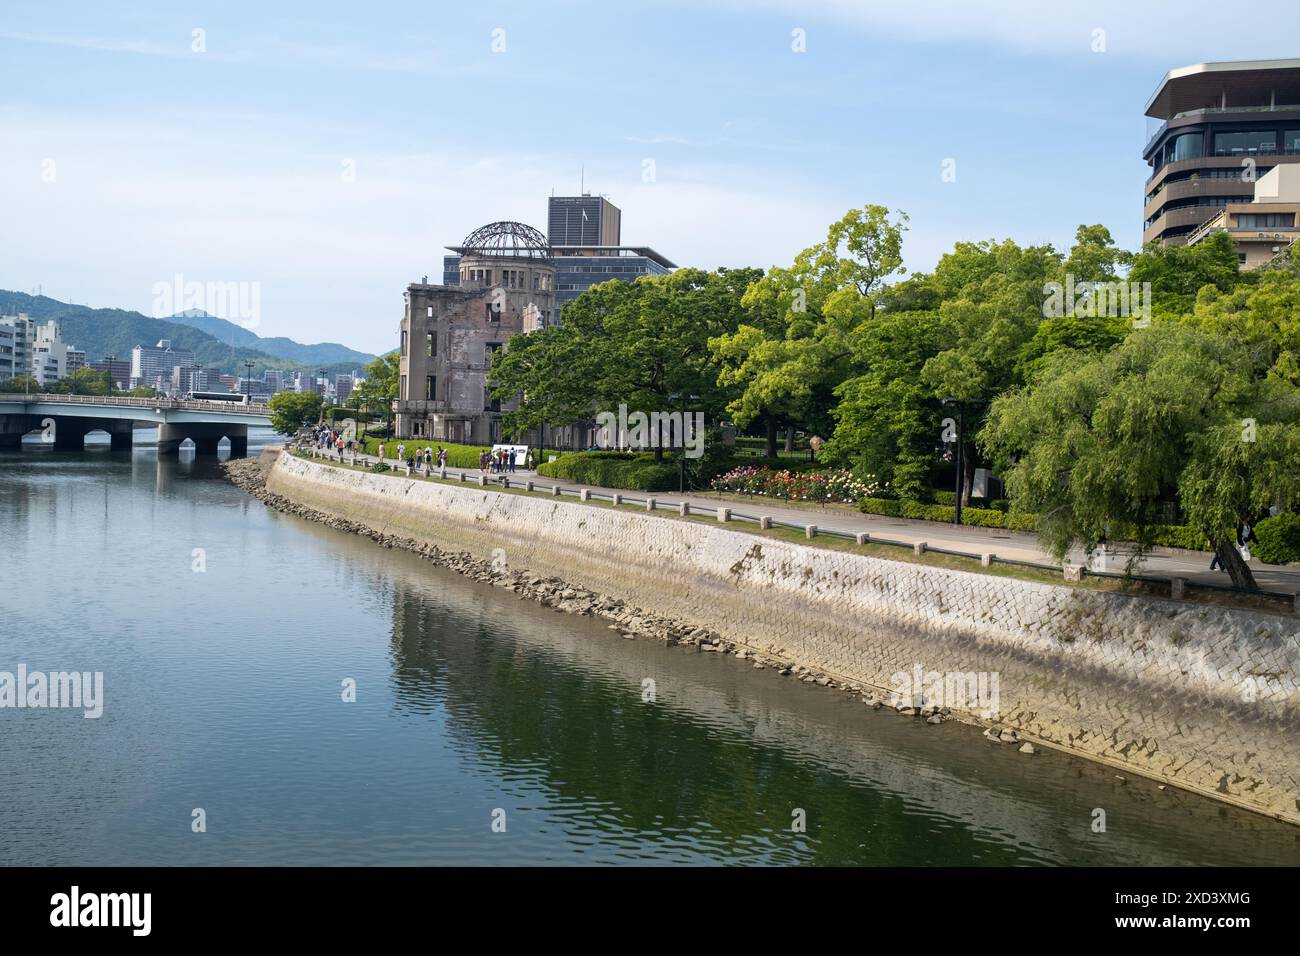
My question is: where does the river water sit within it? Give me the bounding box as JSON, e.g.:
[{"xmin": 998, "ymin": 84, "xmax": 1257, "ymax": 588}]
[{"xmin": 2, "ymin": 437, "xmax": 1299, "ymax": 866}]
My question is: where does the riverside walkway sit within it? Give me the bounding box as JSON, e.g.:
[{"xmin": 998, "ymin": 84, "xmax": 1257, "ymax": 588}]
[{"xmin": 318, "ymin": 446, "xmax": 1300, "ymax": 598}]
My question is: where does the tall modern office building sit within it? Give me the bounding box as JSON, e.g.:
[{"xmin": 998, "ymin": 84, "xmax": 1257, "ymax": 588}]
[
  {"xmin": 546, "ymin": 195, "xmax": 674, "ymax": 309},
  {"xmin": 549, "ymin": 244, "xmax": 676, "ymax": 309},
  {"xmin": 547, "ymin": 194, "xmax": 621, "ymax": 246},
  {"xmin": 131, "ymin": 340, "xmax": 195, "ymax": 392},
  {"xmin": 171, "ymin": 365, "xmax": 224, "ymax": 394},
  {"xmin": 90, "ymin": 358, "xmax": 132, "ymax": 390},
  {"xmin": 1143, "ymin": 59, "xmax": 1300, "ymax": 246},
  {"xmin": 335, "ymin": 373, "xmax": 354, "ymax": 405}
]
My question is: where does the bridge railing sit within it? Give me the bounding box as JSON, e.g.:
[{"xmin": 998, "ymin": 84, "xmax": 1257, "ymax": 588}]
[{"xmin": 0, "ymin": 393, "xmax": 271, "ymax": 415}]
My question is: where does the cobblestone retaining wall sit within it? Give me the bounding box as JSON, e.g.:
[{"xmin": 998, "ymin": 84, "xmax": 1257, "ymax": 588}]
[{"xmin": 267, "ymin": 452, "xmax": 1300, "ymax": 824}]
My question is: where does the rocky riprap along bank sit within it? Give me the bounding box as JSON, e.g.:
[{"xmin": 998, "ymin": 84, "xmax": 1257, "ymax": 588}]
[{"xmin": 220, "ymin": 455, "xmax": 921, "ymax": 697}]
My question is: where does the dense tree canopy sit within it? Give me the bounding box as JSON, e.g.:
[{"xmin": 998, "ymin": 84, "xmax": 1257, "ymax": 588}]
[
  {"xmin": 491, "ymin": 267, "xmax": 758, "ymax": 456},
  {"xmin": 268, "ymin": 390, "xmax": 323, "ymax": 436},
  {"xmin": 981, "ymin": 322, "xmax": 1300, "ymax": 590},
  {"xmin": 474, "ymin": 200, "xmax": 1300, "ymax": 587},
  {"xmin": 709, "ymin": 206, "xmax": 908, "ymax": 456}
]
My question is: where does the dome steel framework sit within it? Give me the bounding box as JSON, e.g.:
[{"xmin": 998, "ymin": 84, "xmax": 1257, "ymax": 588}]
[{"xmin": 455, "ymin": 221, "xmax": 552, "ymax": 260}]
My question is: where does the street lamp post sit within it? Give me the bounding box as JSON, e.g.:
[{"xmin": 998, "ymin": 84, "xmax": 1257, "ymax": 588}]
[
  {"xmin": 942, "ymin": 397, "xmax": 964, "ymax": 526},
  {"xmin": 244, "ymin": 361, "xmax": 254, "ymax": 399}
]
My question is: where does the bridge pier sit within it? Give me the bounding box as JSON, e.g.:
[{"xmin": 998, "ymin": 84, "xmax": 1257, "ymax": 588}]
[
  {"xmin": 109, "ymin": 420, "xmax": 134, "ymax": 451},
  {"xmin": 158, "ymin": 422, "xmax": 249, "ymax": 457},
  {"xmin": 53, "ymin": 418, "xmax": 93, "ymax": 451},
  {"xmin": 0, "ymin": 414, "xmax": 37, "ymax": 450}
]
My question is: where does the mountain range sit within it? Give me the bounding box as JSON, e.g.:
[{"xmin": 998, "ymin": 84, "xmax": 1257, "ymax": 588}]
[{"xmin": 0, "ymin": 291, "xmax": 377, "ymax": 376}]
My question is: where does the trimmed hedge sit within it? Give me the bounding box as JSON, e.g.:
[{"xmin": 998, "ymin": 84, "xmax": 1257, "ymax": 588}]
[
  {"xmin": 856, "ymin": 498, "xmax": 1216, "ymax": 549},
  {"xmin": 861, "ymin": 497, "xmax": 1019, "ymax": 527},
  {"xmin": 1255, "ymin": 513, "xmax": 1300, "ymax": 565},
  {"xmin": 537, "ymin": 451, "xmax": 681, "ymax": 492},
  {"xmin": 931, "ymin": 490, "xmax": 1009, "ymax": 512},
  {"xmin": 1004, "ymin": 512, "xmax": 1041, "ymax": 532},
  {"xmin": 361, "ymin": 437, "xmax": 500, "ymax": 469}
]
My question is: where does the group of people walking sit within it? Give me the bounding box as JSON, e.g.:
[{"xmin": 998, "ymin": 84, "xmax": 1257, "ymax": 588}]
[
  {"xmin": 309, "ymin": 424, "xmax": 534, "ymax": 478},
  {"xmin": 312, "ymin": 425, "xmax": 351, "ymax": 462},
  {"xmin": 480, "ymin": 447, "xmax": 528, "ymax": 473},
  {"xmin": 373, "ymin": 442, "xmax": 449, "ymax": 472}
]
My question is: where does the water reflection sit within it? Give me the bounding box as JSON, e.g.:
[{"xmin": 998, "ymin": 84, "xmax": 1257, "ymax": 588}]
[{"xmin": 1, "ymin": 444, "xmax": 1298, "ymax": 866}]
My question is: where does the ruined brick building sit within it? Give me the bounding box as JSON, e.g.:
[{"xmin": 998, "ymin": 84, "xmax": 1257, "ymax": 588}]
[{"xmin": 396, "ymin": 221, "xmax": 555, "ymax": 445}]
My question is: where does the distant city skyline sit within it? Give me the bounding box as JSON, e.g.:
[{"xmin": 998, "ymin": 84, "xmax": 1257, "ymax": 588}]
[{"xmin": 4, "ymin": 1, "xmax": 1300, "ymax": 354}]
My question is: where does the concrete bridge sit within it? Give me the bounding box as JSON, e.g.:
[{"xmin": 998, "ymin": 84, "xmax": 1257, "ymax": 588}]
[{"xmin": 0, "ymin": 393, "xmax": 273, "ymax": 455}]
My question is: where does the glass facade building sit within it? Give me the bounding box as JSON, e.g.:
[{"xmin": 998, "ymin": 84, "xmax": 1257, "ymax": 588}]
[
  {"xmin": 551, "ymin": 247, "xmax": 676, "ymax": 309},
  {"xmin": 1144, "ymin": 59, "xmax": 1300, "ymax": 245}
]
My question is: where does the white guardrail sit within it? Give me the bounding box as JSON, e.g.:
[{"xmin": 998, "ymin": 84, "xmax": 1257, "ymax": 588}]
[{"xmin": 0, "ymin": 393, "xmax": 271, "ymax": 415}]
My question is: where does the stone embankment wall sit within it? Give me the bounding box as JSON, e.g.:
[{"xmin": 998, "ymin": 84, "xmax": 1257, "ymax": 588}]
[{"xmin": 263, "ymin": 451, "xmax": 1300, "ymax": 824}]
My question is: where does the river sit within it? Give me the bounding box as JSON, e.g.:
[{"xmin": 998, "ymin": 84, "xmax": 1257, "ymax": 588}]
[{"xmin": 2, "ymin": 436, "xmax": 1299, "ymax": 865}]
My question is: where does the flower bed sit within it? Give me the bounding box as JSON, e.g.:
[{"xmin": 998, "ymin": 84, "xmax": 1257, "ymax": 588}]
[{"xmin": 710, "ymin": 466, "xmax": 882, "ymax": 503}]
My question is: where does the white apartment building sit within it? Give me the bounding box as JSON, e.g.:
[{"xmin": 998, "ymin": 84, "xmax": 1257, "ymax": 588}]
[
  {"xmin": 25, "ymin": 320, "xmax": 85, "ymax": 386},
  {"xmin": 0, "ymin": 314, "xmax": 34, "ymax": 384}
]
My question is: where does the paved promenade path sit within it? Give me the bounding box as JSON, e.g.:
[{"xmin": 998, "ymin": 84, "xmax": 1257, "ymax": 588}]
[{"xmin": 322, "ymin": 447, "xmax": 1300, "ymax": 594}]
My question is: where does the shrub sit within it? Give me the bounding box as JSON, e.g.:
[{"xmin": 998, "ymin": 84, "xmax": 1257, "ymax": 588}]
[
  {"xmin": 961, "ymin": 507, "xmax": 1007, "ymax": 528},
  {"xmin": 1005, "ymin": 512, "xmax": 1040, "ymax": 532},
  {"xmin": 362, "ymin": 437, "xmax": 492, "ymax": 469},
  {"xmin": 933, "ymin": 490, "xmax": 957, "ymax": 506},
  {"xmin": 537, "ymin": 452, "xmax": 680, "ymax": 491},
  {"xmin": 369, "ymin": 462, "xmax": 391, "ymax": 473},
  {"xmin": 1146, "ymin": 525, "xmax": 1211, "ymax": 552},
  {"xmin": 859, "ymin": 497, "xmax": 901, "ymax": 517},
  {"xmin": 1254, "ymin": 513, "xmax": 1300, "ymax": 565},
  {"xmin": 899, "ymin": 500, "xmax": 956, "ymax": 522}
]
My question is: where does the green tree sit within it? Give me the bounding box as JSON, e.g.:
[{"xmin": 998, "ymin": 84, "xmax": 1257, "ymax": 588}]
[
  {"xmin": 711, "ymin": 205, "xmax": 909, "ymax": 456},
  {"xmin": 1129, "ymin": 230, "xmax": 1246, "ymax": 317},
  {"xmin": 62, "ymin": 367, "xmax": 111, "ymax": 395},
  {"xmin": 352, "ymin": 352, "xmax": 399, "ymax": 436},
  {"xmin": 0, "ymin": 374, "xmax": 40, "ymax": 394},
  {"xmin": 492, "ymin": 268, "xmax": 757, "ymax": 458},
  {"xmin": 980, "ymin": 323, "xmax": 1300, "ymax": 591},
  {"xmin": 268, "ymin": 391, "xmax": 323, "ymax": 436}
]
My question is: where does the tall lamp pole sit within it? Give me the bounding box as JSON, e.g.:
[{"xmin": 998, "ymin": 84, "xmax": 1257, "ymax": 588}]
[
  {"xmin": 244, "ymin": 361, "xmax": 254, "ymax": 399},
  {"xmin": 942, "ymin": 397, "xmax": 964, "ymax": 526}
]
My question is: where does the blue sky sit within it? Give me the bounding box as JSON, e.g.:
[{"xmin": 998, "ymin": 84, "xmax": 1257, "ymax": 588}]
[{"xmin": 3, "ymin": 1, "xmax": 1300, "ymax": 354}]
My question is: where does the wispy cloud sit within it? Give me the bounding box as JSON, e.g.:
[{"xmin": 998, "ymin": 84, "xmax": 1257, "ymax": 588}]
[
  {"xmin": 0, "ymin": 30, "xmax": 245, "ymax": 62},
  {"xmin": 695, "ymin": 0, "xmax": 1300, "ymax": 60}
]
